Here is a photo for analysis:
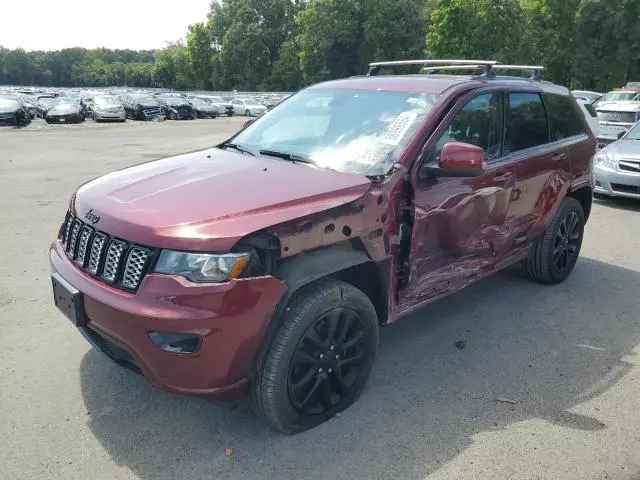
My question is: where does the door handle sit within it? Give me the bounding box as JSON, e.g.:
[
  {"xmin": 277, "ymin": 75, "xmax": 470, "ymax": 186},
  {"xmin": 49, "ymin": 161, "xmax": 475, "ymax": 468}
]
[
  {"xmin": 492, "ymin": 172, "xmax": 512, "ymax": 184},
  {"xmin": 552, "ymin": 153, "xmax": 568, "ymax": 161}
]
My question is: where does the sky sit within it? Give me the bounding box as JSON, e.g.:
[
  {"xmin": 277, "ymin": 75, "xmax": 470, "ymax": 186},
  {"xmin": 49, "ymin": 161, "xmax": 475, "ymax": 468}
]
[{"xmin": 1, "ymin": 0, "xmax": 211, "ymax": 51}]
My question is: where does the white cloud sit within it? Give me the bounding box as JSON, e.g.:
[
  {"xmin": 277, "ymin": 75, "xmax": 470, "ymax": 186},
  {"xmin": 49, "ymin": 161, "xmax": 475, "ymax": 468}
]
[{"xmin": 1, "ymin": 0, "xmax": 211, "ymax": 51}]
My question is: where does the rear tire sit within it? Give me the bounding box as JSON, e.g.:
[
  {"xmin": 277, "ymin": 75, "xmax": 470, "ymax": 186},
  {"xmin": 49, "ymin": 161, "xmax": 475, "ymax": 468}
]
[
  {"xmin": 250, "ymin": 279, "xmax": 379, "ymax": 434},
  {"xmin": 522, "ymin": 197, "xmax": 584, "ymax": 284}
]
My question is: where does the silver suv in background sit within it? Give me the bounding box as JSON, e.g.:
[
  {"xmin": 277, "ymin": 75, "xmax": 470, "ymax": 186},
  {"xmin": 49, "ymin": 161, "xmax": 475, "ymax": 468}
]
[{"xmin": 595, "ymin": 101, "xmax": 640, "ymax": 145}]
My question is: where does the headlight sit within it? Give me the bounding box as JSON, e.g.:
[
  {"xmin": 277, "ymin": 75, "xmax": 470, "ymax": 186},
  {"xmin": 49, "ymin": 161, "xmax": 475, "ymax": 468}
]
[
  {"xmin": 593, "ymin": 150, "xmax": 616, "ymax": 170},
  {"xmin": 154, "ymin": 250, "xmax": 250, "ymax": 283}
]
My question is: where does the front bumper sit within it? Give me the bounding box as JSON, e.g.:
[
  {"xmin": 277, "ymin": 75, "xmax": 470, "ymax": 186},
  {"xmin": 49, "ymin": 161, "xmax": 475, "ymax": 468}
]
[
  {"xmin": 50, "ymin": 242, "xmax": 286, "ymax": 400},
  {"xmin": 594, "ymin": 166, "xmax": 640, "ymax": 198}
]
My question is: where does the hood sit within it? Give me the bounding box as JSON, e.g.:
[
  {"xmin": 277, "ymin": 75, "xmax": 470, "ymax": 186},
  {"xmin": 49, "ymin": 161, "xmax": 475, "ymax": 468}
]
[
  {"xmin": 605, "ymin": 139, "xmax": 640, "ymax": 159},
  {"xmin": 74, "ymin": 148, "xmax": 371, "ymax": 252},
  {"xmin": 49, "ymin": 104, "xmax": 77, "ymax": 114}
]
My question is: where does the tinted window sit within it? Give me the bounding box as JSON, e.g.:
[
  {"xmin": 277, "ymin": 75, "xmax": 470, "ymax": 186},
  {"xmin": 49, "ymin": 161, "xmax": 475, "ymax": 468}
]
[
  {"xmin": 506, "ymin": 92, "xmax": 549, "ymax": 153},
  {"xmin": 544, "ymin": 94, "xmax": 585, "ymax": 140},
  {"xmin": 427, "ymin": 92, "xmax": 505, "ymax": 168}
]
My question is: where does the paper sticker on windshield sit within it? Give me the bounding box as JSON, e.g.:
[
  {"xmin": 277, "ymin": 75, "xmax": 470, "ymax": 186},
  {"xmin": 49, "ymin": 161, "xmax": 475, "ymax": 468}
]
[{"xmin": 381, "ymin": 112, "xmax": 417, "ymax": 145}]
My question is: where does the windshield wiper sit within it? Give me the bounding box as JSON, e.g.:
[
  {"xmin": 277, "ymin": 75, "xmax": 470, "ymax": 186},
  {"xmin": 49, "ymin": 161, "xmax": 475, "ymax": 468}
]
[
  {"xmin": 259, "ymin": 149, "xmax": 316, "ymax": 165},
  {"xmin": 220, "ymin": 142, "xmax": 255, "ymax": 156}
]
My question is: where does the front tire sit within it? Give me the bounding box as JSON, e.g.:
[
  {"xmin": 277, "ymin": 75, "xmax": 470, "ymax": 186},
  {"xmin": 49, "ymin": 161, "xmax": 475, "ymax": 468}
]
[
  {"xmin": 251, "ymin": 279, "xmax": 379, "ymax": 434},
  {"xmin": 522, "ymin": 197, "xmax": 584, "ymax": 284},
  {"xmin": 245, "ymin": 109, "xmax": 251, "ymax": 116}
]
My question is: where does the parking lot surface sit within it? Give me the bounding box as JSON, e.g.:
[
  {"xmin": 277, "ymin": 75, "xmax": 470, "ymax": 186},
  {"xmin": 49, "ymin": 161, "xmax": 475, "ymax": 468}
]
[{"xmin": 2, "ymin": 119, "xmax": 640, "ymax": 480}]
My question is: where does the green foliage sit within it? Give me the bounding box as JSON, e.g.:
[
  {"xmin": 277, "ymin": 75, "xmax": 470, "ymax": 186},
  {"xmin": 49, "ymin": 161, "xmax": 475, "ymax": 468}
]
[
  {"xmin": 296, "ymin": 0, "xmax": 364, "ymax": 84},
  {"xmin": 426, "ymin": 0, "xmax": 524, "ymax": 63},
  {"xmin": 1, "ymin": 0, "xmax": 639, "ymax": 92}
]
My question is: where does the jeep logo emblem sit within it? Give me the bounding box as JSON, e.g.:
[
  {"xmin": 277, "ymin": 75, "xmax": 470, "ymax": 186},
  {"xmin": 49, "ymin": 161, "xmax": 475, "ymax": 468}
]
[{"xmin": 84, "ymin": 209, "xmax": 100, "ymax": 225}]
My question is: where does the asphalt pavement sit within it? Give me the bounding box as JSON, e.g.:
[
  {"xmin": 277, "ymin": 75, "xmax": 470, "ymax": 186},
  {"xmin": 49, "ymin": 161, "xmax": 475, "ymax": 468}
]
[{"xmin": 1, "ymin": 118, "xmax": 640, "ymax": 480}]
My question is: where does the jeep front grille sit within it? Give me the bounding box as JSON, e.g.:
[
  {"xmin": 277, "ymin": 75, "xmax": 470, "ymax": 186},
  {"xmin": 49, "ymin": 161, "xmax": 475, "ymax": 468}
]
[{"xmin": 60, "ymin": 213, "xmax": 156, "ymax": 291}]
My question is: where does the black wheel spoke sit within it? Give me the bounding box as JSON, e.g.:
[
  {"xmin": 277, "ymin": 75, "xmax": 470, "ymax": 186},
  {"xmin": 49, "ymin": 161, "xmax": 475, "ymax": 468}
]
[
  {"xmin": 341, "ymin": 331, "xmax": 365, "ymax": 351},
  {"xmin": 299, "ymin": 376, "xmax": 323, "ymax": 409},
  {"xmin": 324, "ymin": 310, "xmax": 340, "ymax": 346},
  {"xmin": 336, "ymin": 313, "xmax": 355, "ymax": 347},
  {"xmin": 305, "ymin": 327, "xmax": 325, "ymax": 349},
  {"xmin": 294, "ymin": 350, "xmax": 319, "ymax": 365},
  {"xmin": 332, "ymin": 370, "xmax": 348, "ymax": 397},
  {"xmin": 291, "ymin": 368, "xmax": 317, "ymax": 393},
  {"xmin": 321, "ymin": 376, "xmax": 334, "ymax": 409},
  {"xmin": 339, "ymin": 352, "xmax": 364, "ymax": 368}
]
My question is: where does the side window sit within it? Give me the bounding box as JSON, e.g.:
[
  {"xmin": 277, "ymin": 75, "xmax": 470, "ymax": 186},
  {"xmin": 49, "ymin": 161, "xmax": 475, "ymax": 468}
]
[
  {"xmin": 544, "ymin": 93, "xmax": 586, "ymax": 140},
  {"xmin": 506, "ymin": 92, "xmax": 549, "ymax": 153},
  {"xmin": 427, "ymin": 92, "xmax": 505, "ymax": 167}
]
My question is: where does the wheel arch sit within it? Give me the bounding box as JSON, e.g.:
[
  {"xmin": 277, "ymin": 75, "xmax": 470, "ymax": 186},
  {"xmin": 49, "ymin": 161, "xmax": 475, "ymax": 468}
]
[
  {"xmin": 250, "ymin": 242, "xmax": 389, "ymax": 376},
  {"xmin": 568, "ymin": 184, "xmax": 593, "ymax": 222}
]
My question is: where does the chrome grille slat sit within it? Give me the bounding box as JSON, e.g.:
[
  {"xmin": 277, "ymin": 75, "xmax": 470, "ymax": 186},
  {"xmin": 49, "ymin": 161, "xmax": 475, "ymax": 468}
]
[
  {"xmin": 68, "ymin": 220, "xmax": 82, "ymax": 254},
  {"xmin": 102, "ymin": 240, "xmax": 126, "ymax": 282},
  {"xmin": 59, "ymin": 214, "xmax": 154, "ymax": 291},
  {"xmin": 75, "ymin": 226, "xmax": 93, "ymax": 266},
  {"xmin": 122, "ymin": 247, "xmax": 151, "ymax": 289},
  {"xmin": 63, "ymin": 214, "xmax": 74, "ymax": 248},
  {"xmin": 87, "ymin": 233, "xmax": 107, "ymax": 275}
]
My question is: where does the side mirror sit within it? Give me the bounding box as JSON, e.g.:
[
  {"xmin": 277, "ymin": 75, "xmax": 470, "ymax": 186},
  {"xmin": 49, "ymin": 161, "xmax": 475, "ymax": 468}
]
[
  {"xmin": 243, "ymin": 118, "xmax": 255, "ymax": 129},
  {"xmin": 426, "ymin": 142, "xmax": 487, "ymax": 177},
  {"xmin": 618, "ymin": 131, "xmax": 626, "ymax": 139}
]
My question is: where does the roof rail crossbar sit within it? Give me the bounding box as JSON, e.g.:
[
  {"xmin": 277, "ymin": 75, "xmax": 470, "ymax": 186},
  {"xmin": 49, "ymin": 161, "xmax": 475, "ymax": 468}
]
[
  {"xmin": 367, "ymin": 59, "xmax": 545, "ymax": 81},
  {"xmin": 367, "ymin": 59, "xmax": 499, "ymax": 77},
  {"xmin": 487, "ymin": 65, "xmax": 545, "ymax": 81}
]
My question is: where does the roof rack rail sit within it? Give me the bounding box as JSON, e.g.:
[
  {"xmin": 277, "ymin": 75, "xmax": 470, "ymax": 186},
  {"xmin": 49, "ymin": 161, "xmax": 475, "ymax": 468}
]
[{"xmin": 367, "ymin": 59, "xmax": 544, "ymax": 81}]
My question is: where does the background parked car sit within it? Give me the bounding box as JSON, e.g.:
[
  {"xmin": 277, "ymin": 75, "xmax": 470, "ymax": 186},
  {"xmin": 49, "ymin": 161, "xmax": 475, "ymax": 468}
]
[
  {"xmin": 575, "ymin": 98, "xmax": 600, "ymax": 137},
  {"xmin": 155, "ymin": 95, "xmax": 195, "ymax": 120},
  {"xmin": 36, "ymin": 97, "xmax": 59, "ymax": 118},
  {"xmin": 232, "ymin": 98, "xmax": 267, "ymax": 116},
  {"xmin": 122, "ymin": 94, "xmax": 163, "ymax": 120},
  {"xmin": 189, "ymin": 97, "xmax": 219, "ymax": 118},
  {"xmin": 194, "ymin": 95, "xmax": 234, "ymax": 116},
  {"xmin": 0, "ymin": 97, "xmax": 31, "ymax": 126},
  {"xmin": 596, "ymin": 101, "xmax": 640, "ymax": 145},
  {"xmin": 21, "ymin": 97, "xmax": 37, "ymax": 119},
  {"xmin": 45, "ymin": 99, "xmax": 85, "ymax": 124},
  {"xmin": 593, "ymin": 120, "xmax": 640, "ymax": 199},
  {"xmin": 91, "ymin": 95, "xmax": 126, "ymax": 122}
]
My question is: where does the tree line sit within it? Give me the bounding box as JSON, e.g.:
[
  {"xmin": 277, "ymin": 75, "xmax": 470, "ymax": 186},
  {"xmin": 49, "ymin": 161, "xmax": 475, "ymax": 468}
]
[{"xmin": 1, "ymin": 0, "xmax": 639, "ymax": 92}]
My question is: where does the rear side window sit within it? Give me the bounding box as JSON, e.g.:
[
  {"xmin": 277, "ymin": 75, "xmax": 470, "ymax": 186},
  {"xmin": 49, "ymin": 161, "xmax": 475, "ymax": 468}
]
[
  {"xmin": 506, "ymin": 92, "xmax": 549, "ymax": 154},
  {"xmin": 543, "ymin": 93, "xmax": 586, "ymax": 140}
]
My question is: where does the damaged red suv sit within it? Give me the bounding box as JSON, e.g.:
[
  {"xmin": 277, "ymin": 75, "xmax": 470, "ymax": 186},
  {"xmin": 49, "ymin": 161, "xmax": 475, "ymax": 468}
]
[{"xmin": 51, "ymin": 60, "xmax": 595, "ymax": 433}]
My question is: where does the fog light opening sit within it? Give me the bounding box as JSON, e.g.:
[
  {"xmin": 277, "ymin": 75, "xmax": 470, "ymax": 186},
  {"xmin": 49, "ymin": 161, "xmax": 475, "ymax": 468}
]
[{"xmin": 148, "ymin": 331, "xmax": 201, "ymax": 354}]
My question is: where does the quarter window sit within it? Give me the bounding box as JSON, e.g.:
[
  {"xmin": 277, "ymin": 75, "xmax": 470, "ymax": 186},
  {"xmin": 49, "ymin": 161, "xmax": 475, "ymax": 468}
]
[
  {"xmin": 506, "ymin": 92, "xmax": 549, "ymax": 153},
  {"xmin": 544, "ymin": 93, "xmax": 585, "ymax": 140}
]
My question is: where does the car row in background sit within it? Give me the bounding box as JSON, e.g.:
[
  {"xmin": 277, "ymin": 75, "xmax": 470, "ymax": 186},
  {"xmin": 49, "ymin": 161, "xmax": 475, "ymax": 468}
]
[{"xmin": 0, "ymin": 87, "xmax": 292, "ymax": 127}]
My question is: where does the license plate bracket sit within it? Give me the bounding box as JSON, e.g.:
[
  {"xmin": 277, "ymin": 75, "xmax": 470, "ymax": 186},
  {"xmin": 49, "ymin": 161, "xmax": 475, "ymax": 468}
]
[{"xmin": 52, "ymin": 273, "xmax": 86, "ymax": 327}]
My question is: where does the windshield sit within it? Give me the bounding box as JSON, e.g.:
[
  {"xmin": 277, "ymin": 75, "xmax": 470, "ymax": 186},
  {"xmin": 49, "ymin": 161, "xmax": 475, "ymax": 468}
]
[
  {"xmin": 94, "ymin": 96, "xmax": 119, "ymax": 105},
  {"xmin": 231, "ymin": 88, "xmax": 438, "ymax": 176},
  {"xmin": 39, "ymin": 98, "xmax": 58, "ymax": 107},
  {"xmin": 0, "ymin": 98, "xmax": 18, "ymax": 109},
  {"xmin": 136, "ymin": 96, "xmax": 158, "ymax": 105},
  {"xmin": 605, "ymin": 92, "xmax": 640, "ymax": 101},
  {"xmin": 598, "ymin": 110, "xmax": 638, "ymax": 123},
  {"xmin": 624, "ymin": 122, "xmax": 640, "ymax": 140}
]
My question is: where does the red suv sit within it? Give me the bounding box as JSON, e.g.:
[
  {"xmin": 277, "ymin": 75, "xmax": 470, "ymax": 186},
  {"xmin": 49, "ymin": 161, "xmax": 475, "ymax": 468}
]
[{"xmin": 51, "ymin": 60, "xmax": 595, "ymax": 433}]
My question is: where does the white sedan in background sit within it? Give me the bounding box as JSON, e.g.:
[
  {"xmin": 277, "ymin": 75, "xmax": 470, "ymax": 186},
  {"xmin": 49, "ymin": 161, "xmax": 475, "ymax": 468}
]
[{"xmin": 232, "ymin": 98, "xmax": 267, "ymax": 117}]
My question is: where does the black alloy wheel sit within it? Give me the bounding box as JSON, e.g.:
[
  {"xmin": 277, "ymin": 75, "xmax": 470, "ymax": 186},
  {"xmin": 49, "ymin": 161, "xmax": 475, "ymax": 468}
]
[
  {"xmin": 288, "ymin": 307, "xmax": 368, "ymax": 415},
  {"xmin": 552, "ymin": 211, "xmax": 580, "ymax": 273},
  {"xmin": 251, "ymin": 279, "xmax": 379, "ymax": 434},
  {"xmin": 522, "ymin": 197, "xmax": 584, "ymax": 284}
]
